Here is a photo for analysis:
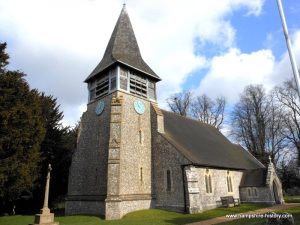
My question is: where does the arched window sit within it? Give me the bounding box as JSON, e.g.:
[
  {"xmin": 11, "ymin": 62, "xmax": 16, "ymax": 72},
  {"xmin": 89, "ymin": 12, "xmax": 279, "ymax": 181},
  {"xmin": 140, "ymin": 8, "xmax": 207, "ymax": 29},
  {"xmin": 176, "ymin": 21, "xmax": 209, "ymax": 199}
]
[
  {"xmin": 227, "ymin": 171, "xmax": 233, "ymax": 192},
  {"xmin": 247, "ymin": 188, "xmax": 252, "ymax": 197},
  {"xmin": 166, "ymin": 169, "xmax": 171, "ymax": 191},
  {"xmin": 253, "ymin": 188, "xmax": 258, "ymax": 197},
  {"xmin": 139, "ymin": 130, "xmax": 143, "ymax": 144},
  {"xmin": 140, "ymin": 167, "xmax": 143, "ymax": 184},
  {"xmin": 205, "ymin": 169, "xmax": 212, "ymax": 193}
]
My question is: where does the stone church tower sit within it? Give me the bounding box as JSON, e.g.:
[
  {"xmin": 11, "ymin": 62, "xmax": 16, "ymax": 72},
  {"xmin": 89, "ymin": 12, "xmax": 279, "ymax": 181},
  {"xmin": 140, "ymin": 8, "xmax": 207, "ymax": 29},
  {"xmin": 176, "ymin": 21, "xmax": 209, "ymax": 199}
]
[
  {"xmin": 65, "ymin": 5, "xmax": 161, "ymax": 219},
  {"xmin": 66, "ymin": 4, "xmax": 284, "ymax": 221}
]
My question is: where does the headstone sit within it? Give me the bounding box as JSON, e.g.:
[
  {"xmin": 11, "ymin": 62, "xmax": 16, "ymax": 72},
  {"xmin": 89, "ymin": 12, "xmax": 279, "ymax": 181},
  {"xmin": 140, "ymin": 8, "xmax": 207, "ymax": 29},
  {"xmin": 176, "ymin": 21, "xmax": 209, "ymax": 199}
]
[{"xmin": 29, "ymin": 164, "xmax": 59, "ymax": 225}]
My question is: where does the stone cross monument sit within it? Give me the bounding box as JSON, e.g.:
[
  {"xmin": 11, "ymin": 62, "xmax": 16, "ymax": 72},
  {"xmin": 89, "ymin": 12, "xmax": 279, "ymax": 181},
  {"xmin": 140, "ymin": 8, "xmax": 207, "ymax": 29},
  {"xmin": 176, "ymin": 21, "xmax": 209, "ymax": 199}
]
[{"xmin": 30, "ymin": 164, "xmax": 59, "ymax": 225}]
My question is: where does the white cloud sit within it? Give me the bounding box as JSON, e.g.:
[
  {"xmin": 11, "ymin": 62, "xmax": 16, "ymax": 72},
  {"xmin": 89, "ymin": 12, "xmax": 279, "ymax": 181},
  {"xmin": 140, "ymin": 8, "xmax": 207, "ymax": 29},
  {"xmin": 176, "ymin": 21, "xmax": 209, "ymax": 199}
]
[
  {"xmin": 272, "ymin": 30, "xmax": 300, "ymax": 85},
  {"xmin": 0, "ymin": 0, "xmax": 266, "ymax": 125},
  {"xmin": 196, "ymin": 48, "xmax": 275, "ymax": 104},
  {"xmin": 62, "ymin": 103, "xmax": 87, "ymax": 127},
  {"xmin": 196, "ymin": 30, "xmax": 300, "ymax": 106}
]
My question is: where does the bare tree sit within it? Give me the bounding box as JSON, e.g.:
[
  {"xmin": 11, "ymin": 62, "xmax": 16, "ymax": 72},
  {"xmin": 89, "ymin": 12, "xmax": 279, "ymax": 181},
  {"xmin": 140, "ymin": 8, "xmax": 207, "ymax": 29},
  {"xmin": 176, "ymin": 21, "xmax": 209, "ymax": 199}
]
[
  {"xmin": 231, "ymin": 84, "xmax": 286, "ymax": 165},
  {"xmin": 191, "ymin": 94, "xmax": 226, "ymax": 129},
  {"xmin": 274, "ymin": 80, "xmax": 300, "ymax": 164},
  {"xmin": 166, "ymin": 91, "xmax": 192, "ymax": 117}
]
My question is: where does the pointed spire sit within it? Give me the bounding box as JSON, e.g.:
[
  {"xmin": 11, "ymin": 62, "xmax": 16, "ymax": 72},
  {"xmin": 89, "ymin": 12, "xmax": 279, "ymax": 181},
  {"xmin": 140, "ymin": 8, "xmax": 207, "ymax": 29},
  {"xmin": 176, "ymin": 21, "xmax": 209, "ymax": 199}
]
[{"xmin": 85, "ymin": 6, "xmax": 160, "ymax": 83}]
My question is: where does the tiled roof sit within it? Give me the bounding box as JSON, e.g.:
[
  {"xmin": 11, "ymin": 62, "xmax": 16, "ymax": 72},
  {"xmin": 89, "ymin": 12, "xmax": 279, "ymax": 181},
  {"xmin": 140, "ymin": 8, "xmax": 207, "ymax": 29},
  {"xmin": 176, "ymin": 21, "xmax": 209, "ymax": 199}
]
[
  {"xmin": 85, "ymin": 5, "xmax": 160, "ymax": 82},
  {"xmin": 240, "ymin": 169, "xmax": 267, "ymax": 187},
  {"xmin": 161, "ymin": 110, "xmax": 265, "ymax": 170}
]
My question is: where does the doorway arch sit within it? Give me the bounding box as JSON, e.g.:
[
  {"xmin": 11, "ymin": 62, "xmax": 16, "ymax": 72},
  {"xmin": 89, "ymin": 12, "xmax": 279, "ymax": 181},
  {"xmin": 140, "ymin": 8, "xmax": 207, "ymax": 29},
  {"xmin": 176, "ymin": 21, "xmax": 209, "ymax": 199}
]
[{"xmin": 272, "ymin": 181, "xmax": 280, "ymax": 204}]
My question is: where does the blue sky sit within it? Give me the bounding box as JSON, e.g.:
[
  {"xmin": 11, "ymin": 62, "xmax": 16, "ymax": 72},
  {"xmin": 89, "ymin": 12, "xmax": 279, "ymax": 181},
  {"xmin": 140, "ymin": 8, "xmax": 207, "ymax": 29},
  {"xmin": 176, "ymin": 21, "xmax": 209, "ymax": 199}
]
[
  {"xmin": 0, "ymin": 0, "xmax": 300, "ymax": 127},
  {"xmin": 184, "ymin": 0, "xmax": 300, "ymax": 90}
]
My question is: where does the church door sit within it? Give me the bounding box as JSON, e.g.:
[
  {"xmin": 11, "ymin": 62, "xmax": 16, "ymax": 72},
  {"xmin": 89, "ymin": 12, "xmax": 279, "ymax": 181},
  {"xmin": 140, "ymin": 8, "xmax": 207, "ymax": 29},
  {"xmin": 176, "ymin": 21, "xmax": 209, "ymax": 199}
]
[{"xmin": 272, "ymin": 181, "xmax": 280, "ymax": 204}]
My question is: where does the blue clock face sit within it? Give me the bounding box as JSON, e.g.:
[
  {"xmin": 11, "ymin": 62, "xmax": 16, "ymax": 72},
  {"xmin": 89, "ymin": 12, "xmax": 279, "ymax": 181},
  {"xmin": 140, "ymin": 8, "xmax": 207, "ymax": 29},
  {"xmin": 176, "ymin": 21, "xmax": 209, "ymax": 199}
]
[
  {"xmin": 95, "ymin": 100, "xmax": 105, "ymax": 115},
  {"xmin": 134, "ymin": 100, "xmax": 145, "ymax": 114}
]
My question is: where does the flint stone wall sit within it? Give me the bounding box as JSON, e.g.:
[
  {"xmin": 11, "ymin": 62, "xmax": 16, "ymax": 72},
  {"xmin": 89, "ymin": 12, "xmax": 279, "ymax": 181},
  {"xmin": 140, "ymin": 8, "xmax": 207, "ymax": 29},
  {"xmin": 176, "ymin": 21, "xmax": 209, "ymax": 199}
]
[
  {"xmin": 65, "ymin": 201, "xmax": 105, "ymax": 215},
  {"xmin": 65, "ymin": 95, "xmax": 112, "ymax": 215},
  {"xmin": 150, "ymin": 106, "xmax": 190, "ymax": 212},
  {"xmin": 118, "ymin": 93, "xmax": 152, "ymax": 196}
]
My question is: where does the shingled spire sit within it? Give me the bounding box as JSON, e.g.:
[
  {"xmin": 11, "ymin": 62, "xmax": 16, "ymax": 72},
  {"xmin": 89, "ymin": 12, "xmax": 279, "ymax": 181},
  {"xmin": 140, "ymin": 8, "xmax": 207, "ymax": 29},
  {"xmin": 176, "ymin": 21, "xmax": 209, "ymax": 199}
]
[{"xmin": 85, "ymin": 5, "xmax": 160, "ymax": 82}]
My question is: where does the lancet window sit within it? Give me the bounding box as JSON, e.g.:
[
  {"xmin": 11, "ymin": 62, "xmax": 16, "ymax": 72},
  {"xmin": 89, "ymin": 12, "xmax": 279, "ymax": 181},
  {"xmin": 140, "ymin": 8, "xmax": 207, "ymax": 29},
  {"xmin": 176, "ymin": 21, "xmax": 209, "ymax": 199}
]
[
  {"xmin": 227, "ymin": 171, "xmax": 233, "ymax": 192},
  {"xmin": 205, "ymin": 169, "xmax": 213, "ymax": 193}
]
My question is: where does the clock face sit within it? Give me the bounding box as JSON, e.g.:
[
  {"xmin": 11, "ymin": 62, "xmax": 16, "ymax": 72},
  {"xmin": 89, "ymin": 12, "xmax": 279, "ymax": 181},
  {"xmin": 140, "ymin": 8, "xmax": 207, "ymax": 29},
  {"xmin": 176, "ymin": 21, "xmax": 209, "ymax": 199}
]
[
  {"xmin": 95, "ymin": 100, "xmax": 105, "ymax": 115},
  {"xmin": 134, "ymin": 100, "xmax": 145, "ymax": 114}
]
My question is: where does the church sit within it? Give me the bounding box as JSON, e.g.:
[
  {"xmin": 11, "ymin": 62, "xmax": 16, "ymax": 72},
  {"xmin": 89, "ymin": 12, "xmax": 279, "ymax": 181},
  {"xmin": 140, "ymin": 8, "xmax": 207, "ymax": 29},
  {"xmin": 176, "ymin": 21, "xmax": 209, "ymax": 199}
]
[{"xmin": 65, "ymin": 5, "xmax": 284, "ymax": 220}]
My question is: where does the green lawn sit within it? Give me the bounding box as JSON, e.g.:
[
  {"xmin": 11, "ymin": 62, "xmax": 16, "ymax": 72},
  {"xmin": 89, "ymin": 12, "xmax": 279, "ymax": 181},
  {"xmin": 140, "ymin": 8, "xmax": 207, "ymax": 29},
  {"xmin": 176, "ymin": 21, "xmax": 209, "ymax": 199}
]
[
  {"xmin": 217, "ymin": 194, "xmax": 300, "ymax": 225},
  {"xmin": 284, "ymin": 195, "xmax": 300, "ymax": 203},
  {"xmin": 219, "ymin": 206, "xmax": 300, "ymax": 225},
  {"xmin": 0, "ymin": 203, "xmax": 266, "ymax": 225}
]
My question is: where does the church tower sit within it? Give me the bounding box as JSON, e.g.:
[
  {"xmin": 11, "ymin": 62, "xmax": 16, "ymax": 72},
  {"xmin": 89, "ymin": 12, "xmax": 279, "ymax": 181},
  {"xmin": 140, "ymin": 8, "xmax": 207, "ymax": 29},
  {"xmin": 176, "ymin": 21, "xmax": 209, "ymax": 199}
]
[{"xmin": 65, "ymin": 5, "xmax": 161, "ymax": 220}]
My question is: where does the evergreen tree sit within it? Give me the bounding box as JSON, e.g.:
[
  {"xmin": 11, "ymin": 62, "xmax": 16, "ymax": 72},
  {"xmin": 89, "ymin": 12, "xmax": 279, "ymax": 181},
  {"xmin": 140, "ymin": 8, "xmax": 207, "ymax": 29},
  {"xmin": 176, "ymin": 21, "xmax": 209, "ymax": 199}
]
[
  {"xmin": 37, "ymin": 94, "xmax": 76, "ymax": 203},
  {"xmin": 0, "ymin": 42, "xmax": 77, "ymax": 212},
  {"xmin": 0, "ymin": 70, "xmax": 45, "ymax": 204},
  {"xmin": 0, "ymin": 42, "xmax": 9, "ymax": 71}
]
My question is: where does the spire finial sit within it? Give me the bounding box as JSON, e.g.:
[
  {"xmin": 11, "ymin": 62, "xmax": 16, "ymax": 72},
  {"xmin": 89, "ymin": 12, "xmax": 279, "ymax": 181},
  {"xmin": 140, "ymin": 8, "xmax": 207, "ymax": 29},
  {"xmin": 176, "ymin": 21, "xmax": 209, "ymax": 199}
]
[
  {"xmin": 123, "ymin": 0, "xmax": 126, "ymax": 8},
  {"xmin": 268, "ymin": 155, "xmax": 272, "ymax": 163}
]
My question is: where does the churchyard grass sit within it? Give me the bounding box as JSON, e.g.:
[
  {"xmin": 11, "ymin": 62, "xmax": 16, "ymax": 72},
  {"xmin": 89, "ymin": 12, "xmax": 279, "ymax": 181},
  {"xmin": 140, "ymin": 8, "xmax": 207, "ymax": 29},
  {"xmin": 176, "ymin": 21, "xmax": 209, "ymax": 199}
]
[
  {"xmin": 218, "ymin": 206, "xmax": 300, "ymax": 225},
  {"xmin": 0, "ymin": 203, "xmax": 266, "ymax": 225},
  {"xmin": 284, "ymin": 195, "xmax": 300, "ymax": 203}
]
